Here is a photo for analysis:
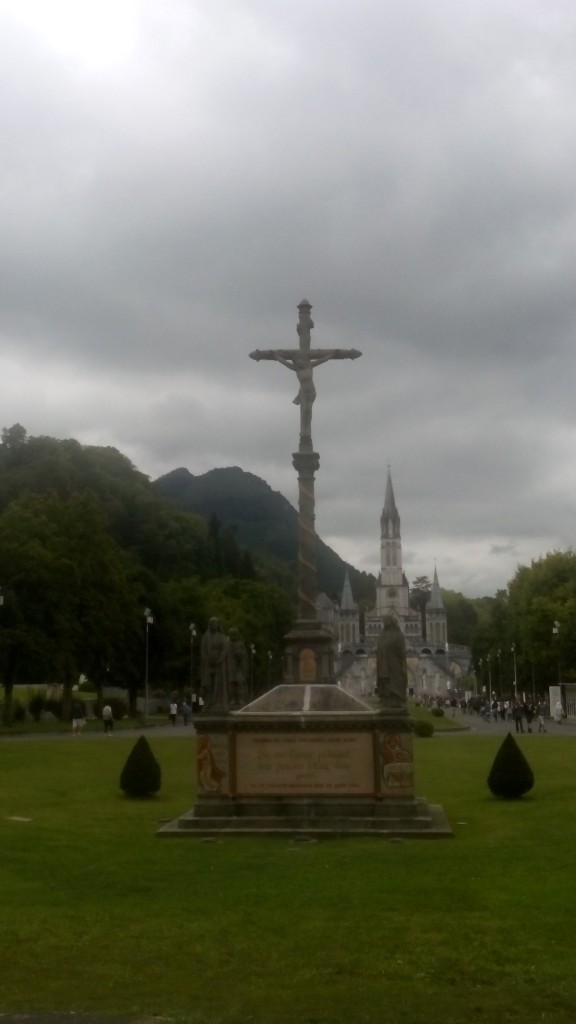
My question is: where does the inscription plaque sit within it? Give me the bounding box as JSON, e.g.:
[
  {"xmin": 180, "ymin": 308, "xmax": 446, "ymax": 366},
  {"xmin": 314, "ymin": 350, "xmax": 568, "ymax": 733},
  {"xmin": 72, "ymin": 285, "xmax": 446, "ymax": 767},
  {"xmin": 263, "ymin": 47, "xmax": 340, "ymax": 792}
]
[{"xmin": 236, "ymin": 731, "xmax": 373, "ymax": 795}]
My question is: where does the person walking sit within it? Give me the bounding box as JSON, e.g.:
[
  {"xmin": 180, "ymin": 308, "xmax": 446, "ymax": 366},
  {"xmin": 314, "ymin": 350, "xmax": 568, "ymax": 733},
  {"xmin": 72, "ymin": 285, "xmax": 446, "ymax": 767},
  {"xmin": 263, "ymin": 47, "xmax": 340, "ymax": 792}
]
[
  {"xmin": 169, "ymin": 701, "xmax": 178, "ymax": 726},
  {"xmin": 537, "ymin": 701, "xmax": 547, "ymax": 733},
  {"xmin": 180, "ymin": 700, "xmax": 191, "ymax": 726},
  {"xmin": 71, "ymin": 696, "xmax": 86, "ymax": 735},
  {"xmin": 554, "ymin": 699, "xmax": 564, "ymax": 725},
  {"xmin": 512, "ymin": 702, "xmax": 524, "ymax": 734},
  {"xmin": 524, "ymin": 702, "xmax": 534, "ymax": 733},
  {"xmin": 102, "ymin": 703, "xmax": 114, "ymax": 734}
]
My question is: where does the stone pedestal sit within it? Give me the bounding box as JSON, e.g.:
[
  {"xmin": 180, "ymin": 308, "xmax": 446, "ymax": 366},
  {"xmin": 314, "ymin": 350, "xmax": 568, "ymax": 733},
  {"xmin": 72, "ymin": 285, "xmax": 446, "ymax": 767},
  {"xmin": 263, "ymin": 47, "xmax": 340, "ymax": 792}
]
[
  {"xmin": 283, "ymin": 621, "xmax": 335, "ymax": 685},
  {"xmin": 158, "ymin": 686, "xmax": 452, "ymax": 839}
]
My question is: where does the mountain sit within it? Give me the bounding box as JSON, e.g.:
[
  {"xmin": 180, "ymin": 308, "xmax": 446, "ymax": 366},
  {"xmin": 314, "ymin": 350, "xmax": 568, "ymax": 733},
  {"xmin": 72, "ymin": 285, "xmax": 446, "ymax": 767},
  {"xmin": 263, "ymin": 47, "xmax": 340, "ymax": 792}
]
[{"xmin": 153, "ymin": 466, "xmax": 376, "ymax": 606}]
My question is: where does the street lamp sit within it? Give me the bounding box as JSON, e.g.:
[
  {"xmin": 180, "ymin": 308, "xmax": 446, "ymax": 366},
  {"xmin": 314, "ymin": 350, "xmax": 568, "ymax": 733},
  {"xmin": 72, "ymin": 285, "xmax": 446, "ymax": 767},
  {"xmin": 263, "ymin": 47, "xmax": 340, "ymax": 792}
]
[
  {"xmin": 189, "ymin": 623, "xmax": 197, "ymax": 704},
  {"xmin": 249, "ymin": 644, "xmax": 256, "ymax": 699},
  {"xmin": 144, "ymin": 607, "xmax": 154, "ymax": 721},
  {"xmin": 267, "ymin": 649, "xmax": 272, "ymax": 687},
  {"xmin": 487, "ymin": 653, "xmax": 492, "ymax": 699},
  {"xmin": 497, "ymin": 648, "xmax": 502, "ymax": 698},
  {"xmin": 553, "ymin": 620, "xmax": 561, "ymax": 686},
  {"xmin": 511, "ymin": 643, "xmax": 517, "ymax": 699}
]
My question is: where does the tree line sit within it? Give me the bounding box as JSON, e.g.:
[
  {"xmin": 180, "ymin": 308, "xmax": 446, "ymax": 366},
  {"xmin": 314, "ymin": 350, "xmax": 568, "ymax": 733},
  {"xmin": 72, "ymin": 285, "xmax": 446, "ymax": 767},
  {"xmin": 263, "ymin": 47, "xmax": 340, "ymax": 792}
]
[
  {"xmin": 1, "ymin": 424, "xmax": 574, "ymax": 722},
  {"xmin": 409, "ymin": 559, "xmax": 576, "ymax": 697}
]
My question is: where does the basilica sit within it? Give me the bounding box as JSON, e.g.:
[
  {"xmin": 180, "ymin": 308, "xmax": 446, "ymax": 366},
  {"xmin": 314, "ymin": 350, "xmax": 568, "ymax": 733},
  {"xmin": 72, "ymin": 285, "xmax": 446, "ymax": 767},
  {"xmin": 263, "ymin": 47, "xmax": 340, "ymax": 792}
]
[{"xmin": 316, "ymin": 470, "xmax": 471, "ymax": 699}]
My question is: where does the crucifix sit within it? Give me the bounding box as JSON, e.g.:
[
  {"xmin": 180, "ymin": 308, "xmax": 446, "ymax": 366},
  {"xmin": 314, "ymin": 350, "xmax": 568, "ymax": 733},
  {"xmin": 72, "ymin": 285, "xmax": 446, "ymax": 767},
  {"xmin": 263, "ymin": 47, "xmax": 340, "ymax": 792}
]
[
  {"xmin": 250, "ymin": 298, "xmax": 361, "ymax": 453},
  {"xmin": 250, "ymin": 299, "xmax": 362, "ymax": 684}
]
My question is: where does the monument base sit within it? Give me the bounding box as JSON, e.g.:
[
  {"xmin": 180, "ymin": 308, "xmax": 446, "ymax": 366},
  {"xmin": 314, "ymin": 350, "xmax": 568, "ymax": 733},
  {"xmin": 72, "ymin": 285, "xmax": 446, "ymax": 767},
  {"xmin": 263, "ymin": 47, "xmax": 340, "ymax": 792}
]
[{"xmin": 158, "ymin": 686, "xmax": 452, "ymax": 839}]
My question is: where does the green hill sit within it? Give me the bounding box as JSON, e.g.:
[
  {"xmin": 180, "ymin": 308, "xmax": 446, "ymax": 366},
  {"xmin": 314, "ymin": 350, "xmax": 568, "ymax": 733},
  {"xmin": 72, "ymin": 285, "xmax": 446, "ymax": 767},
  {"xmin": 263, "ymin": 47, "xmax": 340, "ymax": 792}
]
[{"xmin": 154, "ymin": 466, "xmax": 376, "ymax": 605}]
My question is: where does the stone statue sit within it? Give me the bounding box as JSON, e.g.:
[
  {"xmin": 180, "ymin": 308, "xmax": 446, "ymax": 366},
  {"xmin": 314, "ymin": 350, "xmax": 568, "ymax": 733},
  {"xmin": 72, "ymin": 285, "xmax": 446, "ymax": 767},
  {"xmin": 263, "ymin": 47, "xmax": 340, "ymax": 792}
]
[
  {"xmin": 227, "ymin": 626, "xmax": 249, "ymax": 708},
  {"xmin": 200, "ymin": 617, "xmax": 229, "ymax": 711},
  {"xmin": 376, "ymin": 616, "xmax": 408, "ymax": 711}
]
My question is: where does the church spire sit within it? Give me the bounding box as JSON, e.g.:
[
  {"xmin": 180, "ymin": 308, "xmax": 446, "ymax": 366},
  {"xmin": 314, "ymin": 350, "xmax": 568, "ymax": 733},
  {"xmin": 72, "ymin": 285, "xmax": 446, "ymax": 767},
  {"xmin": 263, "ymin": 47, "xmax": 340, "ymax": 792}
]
[
  {"xmin": 379, "ymin": 467, "xmax": 404, "ymax": 586},
  {"xmin": 428, "ymin": 566, "xmax": 445, "ymax": 610},
  {"xmin": 381, "ymin": 466, "xmax": 400, "ymax": 539},
  {"xmin": 340, "ymin": 571, "xmax": 357, "ymax": 612}
]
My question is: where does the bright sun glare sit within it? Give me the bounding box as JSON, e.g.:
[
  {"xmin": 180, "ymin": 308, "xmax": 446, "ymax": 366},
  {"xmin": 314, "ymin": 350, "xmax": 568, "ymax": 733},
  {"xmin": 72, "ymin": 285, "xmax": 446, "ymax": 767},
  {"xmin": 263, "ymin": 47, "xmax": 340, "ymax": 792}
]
[{"xmin": 1, "ymin": 0, "xmax": 139, "ymax": 67}]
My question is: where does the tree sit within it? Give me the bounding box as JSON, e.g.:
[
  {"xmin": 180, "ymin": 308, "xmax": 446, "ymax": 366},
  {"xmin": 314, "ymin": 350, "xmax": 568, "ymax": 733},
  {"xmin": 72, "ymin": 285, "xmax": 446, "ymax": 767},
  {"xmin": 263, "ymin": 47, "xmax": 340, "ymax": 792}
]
[
  {"xmin": 0, "ymin": 491, "xmax": 143, "ymax": 723},
  {"xmin": 442, "ymin": 590, "xmax": 479, "ymax": 646},
  {"xmin": 410, "ymin": 576, "xmax": 431, "ymax": 639},
  {"xmin": 507, "ymin": 551, "xmax": 576, "ymax": 690},
  {"xmin": 1, "ymin": 423, "xmax": 27, "ymax": 449}
]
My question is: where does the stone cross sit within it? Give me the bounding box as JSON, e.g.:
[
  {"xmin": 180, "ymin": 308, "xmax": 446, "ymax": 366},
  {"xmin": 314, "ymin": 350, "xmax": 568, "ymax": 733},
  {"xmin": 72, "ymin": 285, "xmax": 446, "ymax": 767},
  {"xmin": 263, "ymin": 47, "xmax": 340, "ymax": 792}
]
[
  {"xmin": 249, "ymin": 301, "xmax": 362, "ymax": 678},
  {"xmin": 249, "ymin": 299, "xmax": 361, "ymax": 453}
]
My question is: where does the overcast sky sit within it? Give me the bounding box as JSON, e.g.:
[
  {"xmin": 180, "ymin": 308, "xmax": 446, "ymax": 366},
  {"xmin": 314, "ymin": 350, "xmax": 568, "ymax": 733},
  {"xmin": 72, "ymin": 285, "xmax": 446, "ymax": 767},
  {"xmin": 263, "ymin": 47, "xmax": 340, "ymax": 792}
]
[{"xmin": 1, "ymin": 0, "xmax": 576, "ymax": 598}]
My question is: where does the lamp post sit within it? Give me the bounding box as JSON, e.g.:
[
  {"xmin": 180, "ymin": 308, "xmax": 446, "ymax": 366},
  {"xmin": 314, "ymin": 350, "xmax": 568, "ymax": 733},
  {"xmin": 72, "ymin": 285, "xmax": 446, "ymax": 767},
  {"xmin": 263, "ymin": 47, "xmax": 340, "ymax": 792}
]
[
  {"xmin": 511, "ymin": 643, "xmax": 517, "ymax": 699},
  {"xmin": 144, "ymin": 607, "xmax": 154, "ymax": 721},
  {"xmin": 189, "ymin": 623, "xmax": 197, "ymax": 705},
  {"xmin": 249, "ymin": 644, "xmax": 255, "ymax": 700},
  {"xmin": 487, "ymin": 653, "xmax": 492, "ymax": 699},
  {"xmin": 267, "ymin": 649, "xmax": 272, "ymax": 688},
  {"xmin": 553, "ymin": 620, "xmax": 561, "ymax": 686},
  {"xmin": 497, "ymin": 648, "xmax": 502, "ymax": 699}
]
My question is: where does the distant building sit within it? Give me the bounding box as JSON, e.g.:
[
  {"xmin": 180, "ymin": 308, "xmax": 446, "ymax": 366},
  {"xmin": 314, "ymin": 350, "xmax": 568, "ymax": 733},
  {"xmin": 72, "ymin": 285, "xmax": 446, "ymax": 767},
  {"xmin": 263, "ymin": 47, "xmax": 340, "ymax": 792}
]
[{"xmin": 315, "ymin": 469, "xmax": 470, "ymax": 699}]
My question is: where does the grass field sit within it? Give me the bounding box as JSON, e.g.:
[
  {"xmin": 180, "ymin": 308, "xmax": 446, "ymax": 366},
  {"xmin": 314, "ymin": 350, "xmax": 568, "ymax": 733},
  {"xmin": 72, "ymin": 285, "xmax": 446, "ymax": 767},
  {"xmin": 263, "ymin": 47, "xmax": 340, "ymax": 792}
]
[{"xmin": 1, "ymin": 730, "xmax": 576, "ymax": 1024}]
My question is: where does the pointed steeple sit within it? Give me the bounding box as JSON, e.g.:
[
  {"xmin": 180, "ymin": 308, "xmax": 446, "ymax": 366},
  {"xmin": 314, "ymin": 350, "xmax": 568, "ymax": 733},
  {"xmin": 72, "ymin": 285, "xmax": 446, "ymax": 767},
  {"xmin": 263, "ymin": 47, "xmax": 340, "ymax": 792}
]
[
  {"xmin": 425, "ymin": 565, "xmax": 447, "ymax": 647},
  {"xmin": 428, "ymin": 567, "xmax": 444, "ymax": 610},
  {"xmin": 381, "ymin": 467, "xmax": 400, "ymax": 538},
  {"xmin": 379, "ymin": 467, "xmax": 404, "ymax": 588},
  {"xmin": 340, "ymin": 571, "xmax": 357, "ymax": 612}
]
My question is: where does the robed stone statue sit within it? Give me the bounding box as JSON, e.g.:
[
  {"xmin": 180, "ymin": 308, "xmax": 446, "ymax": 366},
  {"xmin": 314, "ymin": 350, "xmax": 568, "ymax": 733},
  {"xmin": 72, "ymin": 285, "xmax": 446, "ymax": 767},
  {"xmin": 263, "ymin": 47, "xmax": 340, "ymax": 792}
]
[{"xmin": 376, "ymin": 616, "xmax": 408, "ymax": 711}]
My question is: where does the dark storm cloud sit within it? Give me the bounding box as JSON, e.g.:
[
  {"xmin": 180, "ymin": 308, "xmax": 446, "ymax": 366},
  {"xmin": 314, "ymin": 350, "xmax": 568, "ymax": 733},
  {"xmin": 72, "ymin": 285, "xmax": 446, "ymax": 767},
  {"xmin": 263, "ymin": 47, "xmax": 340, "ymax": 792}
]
[{"xmin": 1, "ymin": 0, "xmax": 576, "ymax": 595}]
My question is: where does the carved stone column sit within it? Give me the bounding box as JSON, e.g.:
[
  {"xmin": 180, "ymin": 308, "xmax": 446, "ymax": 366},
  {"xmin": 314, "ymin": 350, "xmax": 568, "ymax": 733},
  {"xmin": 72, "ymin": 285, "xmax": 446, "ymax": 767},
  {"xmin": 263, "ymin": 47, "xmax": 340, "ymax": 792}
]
[{"xmin": 281, "ymin": 449, "xmax": 335, "ymax": 685}]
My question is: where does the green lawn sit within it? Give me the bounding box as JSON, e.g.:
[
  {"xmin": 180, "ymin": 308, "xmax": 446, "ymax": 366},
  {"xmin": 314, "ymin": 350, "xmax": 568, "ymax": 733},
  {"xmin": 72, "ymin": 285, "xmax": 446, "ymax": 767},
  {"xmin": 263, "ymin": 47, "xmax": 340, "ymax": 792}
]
[{"xmin": 1, "ymin": 731, "xmax": 575, "ymax": 1023}]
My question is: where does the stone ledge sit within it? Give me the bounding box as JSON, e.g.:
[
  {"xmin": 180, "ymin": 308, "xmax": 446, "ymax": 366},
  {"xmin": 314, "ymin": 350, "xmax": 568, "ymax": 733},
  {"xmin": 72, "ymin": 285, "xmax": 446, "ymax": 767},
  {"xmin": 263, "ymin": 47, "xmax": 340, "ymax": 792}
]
[{"xmin": 157, "ymin": 802, "xmax": 453, "ymax": 839}]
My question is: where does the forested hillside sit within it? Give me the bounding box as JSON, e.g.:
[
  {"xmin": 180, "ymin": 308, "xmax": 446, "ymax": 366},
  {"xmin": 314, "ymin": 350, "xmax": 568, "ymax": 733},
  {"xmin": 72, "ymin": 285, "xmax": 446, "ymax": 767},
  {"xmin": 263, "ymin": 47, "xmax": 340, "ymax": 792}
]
[
  {"xmin": 154, "ymin": 465, "xmax": 376, "ymax": 606},
  {"xmin": 3, "ymin": 424, "xmax": 574, "ymax": 710},
  {"xmin": 0, "ymin": 425, "xmax": 373, "ymax": 724},
  {"xmin": 0, "ymin": 425, "xmax": 295, "ymax": 722}
]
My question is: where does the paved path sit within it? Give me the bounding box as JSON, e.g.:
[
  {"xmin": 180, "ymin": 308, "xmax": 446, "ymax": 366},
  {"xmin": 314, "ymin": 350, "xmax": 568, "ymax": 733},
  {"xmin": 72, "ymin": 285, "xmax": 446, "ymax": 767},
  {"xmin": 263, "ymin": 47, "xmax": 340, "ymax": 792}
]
[
  {"xmin": 437, "ymin": 709, "xmax": 576, "ymax": 736},
  {"xmin": 0, "ymin": 723, "xmax": 197, "ymax": 742},
  {"xmin": 3, "ymin": 713, "xmax": 576, "ymax": 741}
]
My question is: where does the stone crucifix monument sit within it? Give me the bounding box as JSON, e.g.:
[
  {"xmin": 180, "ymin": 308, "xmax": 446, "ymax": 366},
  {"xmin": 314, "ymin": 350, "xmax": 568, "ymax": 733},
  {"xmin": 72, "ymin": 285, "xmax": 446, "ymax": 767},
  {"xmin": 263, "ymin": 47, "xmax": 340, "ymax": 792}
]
[
  {"xmin": 250, "ymin": 299, "xmax": 361, "ymax": 685},
  {"xmin": 158, "ymin": 299, "xmax": 452, "ymax": 838}
]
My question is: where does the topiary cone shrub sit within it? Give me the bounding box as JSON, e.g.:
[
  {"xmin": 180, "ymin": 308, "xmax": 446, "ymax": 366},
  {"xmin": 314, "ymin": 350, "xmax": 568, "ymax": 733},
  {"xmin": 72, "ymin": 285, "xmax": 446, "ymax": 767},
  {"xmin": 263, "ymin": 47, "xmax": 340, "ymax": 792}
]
[
  {"xmin": 487, "ymin": 732, "xmax": 534, "ymax": 799},
  {"xmin": 120, "ymin": 736, "xmax": 161, "ymax": 798},
  {"xmin": 413, "ymin": 719, "xmax": 434, "ymax": 737}
]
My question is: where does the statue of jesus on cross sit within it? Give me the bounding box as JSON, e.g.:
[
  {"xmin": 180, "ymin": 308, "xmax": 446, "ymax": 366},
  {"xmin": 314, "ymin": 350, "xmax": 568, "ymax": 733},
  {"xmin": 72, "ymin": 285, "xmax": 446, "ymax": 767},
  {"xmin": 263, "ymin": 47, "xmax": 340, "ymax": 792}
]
[{"xmin": 249, "ymin": 299, "xmax": 361, "ymax": 452}]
